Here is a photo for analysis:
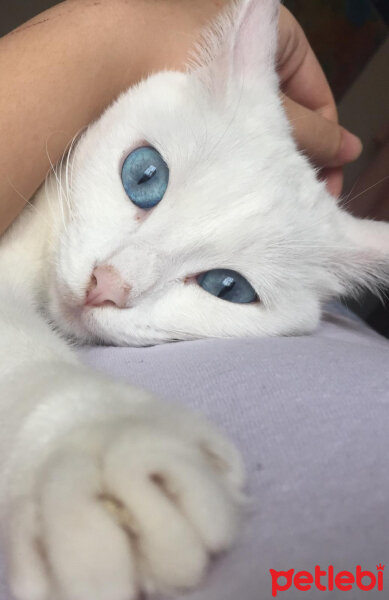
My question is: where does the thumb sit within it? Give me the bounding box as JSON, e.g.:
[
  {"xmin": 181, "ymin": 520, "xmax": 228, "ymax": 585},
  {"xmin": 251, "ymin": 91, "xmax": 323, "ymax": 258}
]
[{"xmin": 282, "ymin": 95, "xmax": 362, "ymax": 168}]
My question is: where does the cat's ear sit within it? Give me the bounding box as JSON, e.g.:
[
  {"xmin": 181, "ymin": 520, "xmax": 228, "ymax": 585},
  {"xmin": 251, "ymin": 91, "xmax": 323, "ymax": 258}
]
[
  {"xmin": 192, "ymin": 0, "xmax": 280, "ymax": 94},
  {"xmin": 332, "ymin": 211, "xmax": 389, "ymax": 297}
]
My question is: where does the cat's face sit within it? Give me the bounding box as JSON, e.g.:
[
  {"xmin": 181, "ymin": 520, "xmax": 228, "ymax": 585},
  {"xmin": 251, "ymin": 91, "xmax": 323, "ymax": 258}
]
[{"xmin": 47, "ymin": 0, "xmax": 389, "ymax": 345}]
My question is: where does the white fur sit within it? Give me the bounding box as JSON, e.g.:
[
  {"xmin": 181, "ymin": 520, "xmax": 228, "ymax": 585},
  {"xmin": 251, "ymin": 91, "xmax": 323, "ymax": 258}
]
[{"xmin": 0, "ymin": 0, "xmax": 388, "ymax": 598}]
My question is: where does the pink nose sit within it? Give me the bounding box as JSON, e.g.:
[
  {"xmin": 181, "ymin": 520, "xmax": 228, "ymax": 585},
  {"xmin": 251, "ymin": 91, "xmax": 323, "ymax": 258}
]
[{"xmin": 85, "ymin": 265, "xmax": 130, "ymax": 308}]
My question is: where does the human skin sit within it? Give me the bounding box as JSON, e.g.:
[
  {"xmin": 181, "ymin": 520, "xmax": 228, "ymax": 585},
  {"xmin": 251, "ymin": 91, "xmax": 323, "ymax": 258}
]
[{"xmin": 0, "ymin": 0, "xmax": 362, "ymax": 236}]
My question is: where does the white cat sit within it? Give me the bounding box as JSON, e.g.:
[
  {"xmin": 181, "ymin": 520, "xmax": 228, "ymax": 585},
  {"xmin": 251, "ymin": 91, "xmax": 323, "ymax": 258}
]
[{"xmin": 0, "ymin": 0, "xmax": 388, "ymax": 598}]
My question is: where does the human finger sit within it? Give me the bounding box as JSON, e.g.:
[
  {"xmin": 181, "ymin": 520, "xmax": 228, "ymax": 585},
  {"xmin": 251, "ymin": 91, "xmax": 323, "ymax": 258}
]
[
  {"xmin": 282, "ymin": 95, "xmax": 363, "ymax": 168},
  {"xmin": 277, "ymin": 6, "xmax": 337, "ymax": 122}
]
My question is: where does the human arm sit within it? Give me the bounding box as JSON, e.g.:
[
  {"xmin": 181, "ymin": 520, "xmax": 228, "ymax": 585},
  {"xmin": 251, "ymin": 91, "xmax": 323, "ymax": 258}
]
[
  {"xmin": 0, "ymin": 0, "xmax": 363, "ymax": 237},
  {"xmin": 0, "ymin": 0, "xmax": 222, "ymax": 236}
]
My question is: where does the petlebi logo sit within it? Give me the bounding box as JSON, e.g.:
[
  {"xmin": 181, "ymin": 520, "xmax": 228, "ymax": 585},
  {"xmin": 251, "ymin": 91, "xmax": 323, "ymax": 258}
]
[{"xmin": 269, "ymin": 564, "xmax": 385, "ymax": 597}]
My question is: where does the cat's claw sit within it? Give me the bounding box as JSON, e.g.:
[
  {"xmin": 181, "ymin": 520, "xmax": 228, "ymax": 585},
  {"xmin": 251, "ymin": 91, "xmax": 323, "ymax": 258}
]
[{"xmin": 8, "ymin": 411, "xmax": 244, "ymax": 600}]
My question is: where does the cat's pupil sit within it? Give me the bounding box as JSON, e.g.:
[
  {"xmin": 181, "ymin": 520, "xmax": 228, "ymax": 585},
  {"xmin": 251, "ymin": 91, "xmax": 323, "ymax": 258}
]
[
  {"xmin": 138, "ymin": 164, "xmax": 157, "ymax": 184},
  {"xmin": 121, "ymin": 147, "xmax": 169, "ymax": 209},
  {"xmin": 197, "ymin": 269, "xmax": 257, "ymax": 304},
  {"xmin": 218, "ymin": 276, "xmax": 235, "ymax": 298}
]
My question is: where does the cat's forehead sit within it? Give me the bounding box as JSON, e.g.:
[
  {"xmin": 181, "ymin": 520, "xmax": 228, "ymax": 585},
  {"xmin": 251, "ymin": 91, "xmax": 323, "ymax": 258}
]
[
  {"xmin": 88, "ymin": 71, "xmax": 289, "ymax": 172},
  {"xmin": 73, "ymin": 69, "xmax": 332, "ymax": 264},
  {"xmin": 82, "ymin": 71, "xmax": 302, "ymax": 214}
]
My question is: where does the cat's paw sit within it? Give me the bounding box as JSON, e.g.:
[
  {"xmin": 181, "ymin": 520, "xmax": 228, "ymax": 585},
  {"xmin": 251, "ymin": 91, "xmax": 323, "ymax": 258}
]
[{"xmin": 8, "ymin": 408, "xmax": 245, "ymax": 600}]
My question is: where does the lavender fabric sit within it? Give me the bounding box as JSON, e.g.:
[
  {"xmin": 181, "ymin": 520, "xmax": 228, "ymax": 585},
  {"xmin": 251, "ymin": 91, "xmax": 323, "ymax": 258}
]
[{"xmin": 1, "ymin": 305, "xmax": 388, "ymax": 599}]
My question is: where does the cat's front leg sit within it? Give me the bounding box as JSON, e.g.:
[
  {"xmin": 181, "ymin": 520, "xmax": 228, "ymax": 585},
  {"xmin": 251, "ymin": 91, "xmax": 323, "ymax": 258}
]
[{"xmin": 3, "ymin": 363, "xmax": 245, "ymax": 600}]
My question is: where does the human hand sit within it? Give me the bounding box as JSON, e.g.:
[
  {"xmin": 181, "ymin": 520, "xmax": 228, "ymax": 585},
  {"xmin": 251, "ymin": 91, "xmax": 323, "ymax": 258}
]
[{"xmin": 277, "ymin": 6, "xmax": 363, "ymax": 197}]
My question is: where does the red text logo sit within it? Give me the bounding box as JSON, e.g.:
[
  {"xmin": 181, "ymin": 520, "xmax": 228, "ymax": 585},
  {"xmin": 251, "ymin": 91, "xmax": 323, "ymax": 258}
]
[{"xmin": 269, "ymin": 564, "xmax": 384, "ymax": 597}]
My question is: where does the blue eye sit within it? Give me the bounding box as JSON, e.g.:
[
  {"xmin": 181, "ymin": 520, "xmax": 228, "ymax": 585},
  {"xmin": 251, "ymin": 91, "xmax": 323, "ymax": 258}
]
[
  {"xmin": 121, "ymin": 147, "xmax": 169, "ymax": 209},
  {"xmin": 197, "ymin": 269, "xmax": 258, "ymax": 304}
]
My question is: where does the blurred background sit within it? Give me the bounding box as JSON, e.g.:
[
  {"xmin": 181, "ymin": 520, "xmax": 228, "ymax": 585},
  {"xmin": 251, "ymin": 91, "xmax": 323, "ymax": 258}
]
[
  {"xmin": 286, "ymin": 0, "xmax": 389, "ymax": 336},
  {"xmin": 1, "ymin": 0, "xmax": 388, "ymax": 335}
]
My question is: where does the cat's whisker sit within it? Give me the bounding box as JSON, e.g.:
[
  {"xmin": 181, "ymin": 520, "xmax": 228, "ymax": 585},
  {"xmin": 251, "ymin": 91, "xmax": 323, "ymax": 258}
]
[
  {"xmin": 64, "ymin": 151, "xmax": 75, "ymax": 219},
  {"xmin": 57, "ymin": 152, "xmax": 66, "ymax": 223},
  {"xmin": 64, "ymin": 127, "xmax": 86, "ymax": 221},
  {"xmin": 337, "ymin": 174, "xmax": 361, "ymax": 211},
  {"xmin": 6, "ymin": 177, "xmax": 52, "ymax": 229},
  {"xmin": 58, "ymin": 149, "xmax": 73, "ymax": 224},
  {"xmin": 45, "ymin": 136, "xmax": 68, "ymax": 233},
  {"xmin": 341, "ymin": 175, "xmax": 389, "ymax": 207},
  {"xmin": 60, "ymin": 146, "xmax": 74, "ymax": 224},
  {"xmin": 44, "ymin": 172, "xmax": 57, "ymax": 224},
  {"xmin": 44, "ymin": 127, "xmax": 84, "ymax": 233}
]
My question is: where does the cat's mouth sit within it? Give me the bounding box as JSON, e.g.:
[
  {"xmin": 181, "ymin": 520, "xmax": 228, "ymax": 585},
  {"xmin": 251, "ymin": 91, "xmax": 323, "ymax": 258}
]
[
  {"xmin": 49, "ymin": 279, "xmax": 112, "ymax": 343},
  {"xmin": 51, "ymin": 288, "xmax": 176, "ymax": 347},
  {"xmin": 53, "ymin": 297, "xmax": 117, "ymax": 344}
]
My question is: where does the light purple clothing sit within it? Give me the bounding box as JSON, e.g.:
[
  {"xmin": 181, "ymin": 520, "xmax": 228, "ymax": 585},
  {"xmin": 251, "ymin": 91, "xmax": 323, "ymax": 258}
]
[{"xmin": 1, "ymin": 305, "xmax": 388, "ymax": 599}]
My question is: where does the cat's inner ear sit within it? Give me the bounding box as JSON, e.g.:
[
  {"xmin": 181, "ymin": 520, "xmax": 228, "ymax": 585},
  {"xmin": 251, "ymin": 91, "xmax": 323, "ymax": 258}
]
[{"xmin": 192, "ymin": 0, "xmax": 280, "ymax": 95}]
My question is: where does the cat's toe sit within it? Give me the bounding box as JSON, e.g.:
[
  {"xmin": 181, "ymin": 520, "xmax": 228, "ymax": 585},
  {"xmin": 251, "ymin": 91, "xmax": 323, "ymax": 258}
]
[
  {"xmin": 156, "ymin": 407, "xmax": 246, "ymax": 494},
  {"xmin": 7, "ymin": 412, "xmax": 244, "ymax": 600},
  {"xmin": 36, "ymin": 452, "xmax": 140, "ymax": 600},
  {"xmin": 101, "ymin": 421, "xmax": 242, "ymax": 591},
  {"xmin": 7, "ymin": 497, "xmax": 52, "ymax": 600}
]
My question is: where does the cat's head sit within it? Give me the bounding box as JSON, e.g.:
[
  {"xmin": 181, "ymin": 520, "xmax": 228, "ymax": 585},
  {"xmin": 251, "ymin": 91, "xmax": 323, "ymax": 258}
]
[{"xmin": 48, "ymin": 0, "xmax": 389, "ymax": 345}]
